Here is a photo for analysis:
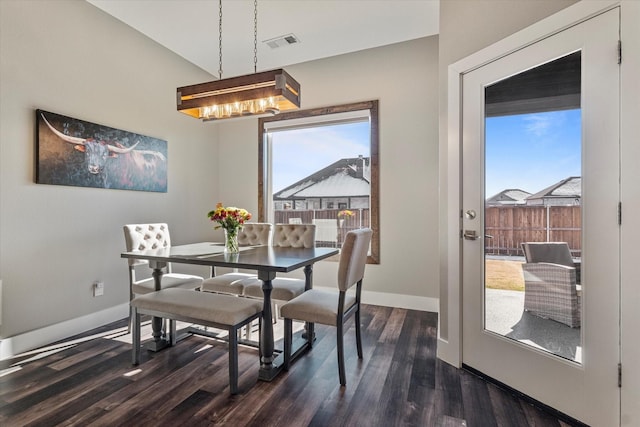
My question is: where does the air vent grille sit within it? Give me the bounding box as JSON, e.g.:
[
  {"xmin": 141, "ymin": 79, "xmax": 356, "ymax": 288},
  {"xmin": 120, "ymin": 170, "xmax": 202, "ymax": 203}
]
[{"xmin": 264, "ymin": 33, "xmax": 300, "ymax": 49}]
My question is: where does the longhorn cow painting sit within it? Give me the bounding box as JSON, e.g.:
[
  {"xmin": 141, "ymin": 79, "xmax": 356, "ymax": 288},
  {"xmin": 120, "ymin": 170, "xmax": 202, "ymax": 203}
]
[{"xmin": 36, "ymin": 110, "xmax": 168, "ymax": 192}]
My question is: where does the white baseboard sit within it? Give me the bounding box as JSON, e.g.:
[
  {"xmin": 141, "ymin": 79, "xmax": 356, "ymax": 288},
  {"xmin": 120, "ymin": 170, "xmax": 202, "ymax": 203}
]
[
  {"xmin": 0, "ymin": 303, "xmax": 128, "ymax": 360},
  {"xmin": 314, "ymin": 286, "xmax": 439, "ymax": 313},
  {"xmin": 0, "ymin": 292, "xmax": 438, "ymax": 360},
  {"xmin": 364, "ymin": 290, "xmax": 439, "ymax": 313},
  {"xmin": 436, "ymin": 337, "xmax": 461, "ymax": 368}
]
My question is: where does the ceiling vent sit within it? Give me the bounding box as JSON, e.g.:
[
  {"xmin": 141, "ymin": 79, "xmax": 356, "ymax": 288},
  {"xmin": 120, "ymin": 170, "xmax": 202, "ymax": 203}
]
[{"xmin": 263, "ymin": 33, "xmax": 300, "ymax": 49}]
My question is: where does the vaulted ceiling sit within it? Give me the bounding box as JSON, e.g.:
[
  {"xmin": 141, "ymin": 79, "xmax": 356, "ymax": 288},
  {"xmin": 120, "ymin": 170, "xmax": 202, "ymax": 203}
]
[{"xmin": 87, "ymin": 0, "xmax": 439, "ymax": 78}]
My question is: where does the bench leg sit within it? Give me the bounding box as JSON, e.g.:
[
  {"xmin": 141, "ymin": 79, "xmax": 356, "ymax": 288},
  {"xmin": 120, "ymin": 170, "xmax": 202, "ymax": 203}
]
[
  {"xmin": 307, "ymin": 322, "xmax": 315, "ymax": 348},
  {"xmin": 128, "ymin": 304, "xmax": 133, "ymax": 333},
  {"xmin": 132, "ymin": 308, "xmax": 141, "ymax": 365},
  {"xmin": 284, "ymin": 318, "xmax": 292, "ymax": 371},
  {"xmin": 229, "ymin": 326, "xmax": 239, "ymax": 395},
  {"xmin": 169, "ymin": 319, "xmax": 177, "ymax": 346}
]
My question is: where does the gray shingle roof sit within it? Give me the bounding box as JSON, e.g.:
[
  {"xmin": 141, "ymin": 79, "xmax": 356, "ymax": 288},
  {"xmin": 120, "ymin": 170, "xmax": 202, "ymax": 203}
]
[
  {"xmin": 274, "ymin": 157, "xmax": 370, "ymax": 200},
  {"xmin": 527, "ymin": 176, "xmax": 581, "ymax": 200},
  {"xmin": 487, "ymin": 189, "xmax": 531, "ymax": 204}
]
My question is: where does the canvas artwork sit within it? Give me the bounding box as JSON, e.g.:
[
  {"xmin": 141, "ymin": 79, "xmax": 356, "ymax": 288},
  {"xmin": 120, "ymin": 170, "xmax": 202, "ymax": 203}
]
[{"xmin": 36, "ymin": 109, "xmax": 168, "ymax": 192}]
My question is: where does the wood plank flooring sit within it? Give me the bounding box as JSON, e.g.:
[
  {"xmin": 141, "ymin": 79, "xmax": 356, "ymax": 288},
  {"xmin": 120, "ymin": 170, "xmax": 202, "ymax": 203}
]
[{"xmin": 0, "ymin": 305, "xmax": 581, "ymax": 426}]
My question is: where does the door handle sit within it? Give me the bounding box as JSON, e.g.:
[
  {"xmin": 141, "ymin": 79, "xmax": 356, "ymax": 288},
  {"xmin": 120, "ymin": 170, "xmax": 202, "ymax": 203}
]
[{"xmin": 463, "ymin": 230, "xmax": 479, "ymax": 240}]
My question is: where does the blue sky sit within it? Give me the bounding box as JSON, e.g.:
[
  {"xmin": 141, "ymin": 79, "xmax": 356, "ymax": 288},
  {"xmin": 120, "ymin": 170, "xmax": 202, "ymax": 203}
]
[
  {"xmin": 269, "ymin": 110, "xmax": 580, "ymax": 197},
  {"xmin": 271, "ymin": 121, "xmax": 370, "ymax": 192},
  {"xmin": 485, "ymin": 109, "xmax": 581, "ymax": 198}
]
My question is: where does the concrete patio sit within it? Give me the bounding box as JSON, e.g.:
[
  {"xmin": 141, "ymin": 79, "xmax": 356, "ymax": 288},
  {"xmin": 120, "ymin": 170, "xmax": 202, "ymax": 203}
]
[{"xmin": 485, "ymin": 288, "xmax": 582, "ymax": 363}]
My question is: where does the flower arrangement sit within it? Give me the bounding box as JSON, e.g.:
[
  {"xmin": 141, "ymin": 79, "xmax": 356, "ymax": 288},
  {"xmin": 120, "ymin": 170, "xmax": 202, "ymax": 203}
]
[
  {"xmin": 338, "ymin": 209, "xmax": 355, "ymax": 218},
  {"xmin": 207, "ymin": 203, "xmax": 252, "ymax": 253}
]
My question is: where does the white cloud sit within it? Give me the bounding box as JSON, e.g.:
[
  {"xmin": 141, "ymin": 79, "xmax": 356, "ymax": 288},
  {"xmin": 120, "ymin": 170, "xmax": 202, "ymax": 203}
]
[
  {"xmin": 523, "ymin": 111, "xmax": 569, "ymax": 137},
  {"xmin": 524, "ymin": 114, "xmax": 553, "ymax": 136}
]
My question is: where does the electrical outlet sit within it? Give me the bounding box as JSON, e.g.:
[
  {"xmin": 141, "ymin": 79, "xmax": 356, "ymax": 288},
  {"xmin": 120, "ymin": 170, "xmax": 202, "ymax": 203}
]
[{"xmin": 93, "ymin": 281, "xmax": 104, "ymax": 297}]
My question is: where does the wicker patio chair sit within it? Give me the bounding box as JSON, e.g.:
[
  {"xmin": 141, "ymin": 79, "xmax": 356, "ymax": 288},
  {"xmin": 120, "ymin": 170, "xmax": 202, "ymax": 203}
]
[{"xmin": 521, "ymin": 242, "xmax": 581, "ymax": 328}]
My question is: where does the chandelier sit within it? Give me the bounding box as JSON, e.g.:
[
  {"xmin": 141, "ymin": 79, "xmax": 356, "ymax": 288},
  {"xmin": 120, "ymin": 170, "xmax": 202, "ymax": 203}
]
[{"xmin": 177, "ymin": 0, "xmax": 301, "ymax": 121}]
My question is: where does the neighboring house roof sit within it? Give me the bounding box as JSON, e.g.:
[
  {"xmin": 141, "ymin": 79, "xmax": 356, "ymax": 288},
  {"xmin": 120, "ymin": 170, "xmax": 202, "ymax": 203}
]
[
  {"xmin": 486, "ymin": 189, "xmax": 531, "ymax": 205},
  {"xmin": 274, "ymin": 156, "xmax": 370, "ymax": 200},
  {"xmin": 526, "ymin": 176, "xmax": 581, "ymax": 201}
]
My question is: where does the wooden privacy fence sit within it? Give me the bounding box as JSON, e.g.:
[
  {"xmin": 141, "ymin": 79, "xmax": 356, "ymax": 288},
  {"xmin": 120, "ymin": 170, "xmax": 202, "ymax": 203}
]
[
  {"xmin": 485, "ymin": 205, "xmax": 581, "ymax": 257},
  {"xmin": 274, "ymin": 208, "xmax": 369, "ymax": 248}
]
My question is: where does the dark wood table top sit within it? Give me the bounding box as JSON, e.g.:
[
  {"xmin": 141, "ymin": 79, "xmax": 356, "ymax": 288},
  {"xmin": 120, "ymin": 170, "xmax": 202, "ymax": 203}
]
[{"xmin": 121, "ymin": 242, "xmax": 339, "ymax": 272}]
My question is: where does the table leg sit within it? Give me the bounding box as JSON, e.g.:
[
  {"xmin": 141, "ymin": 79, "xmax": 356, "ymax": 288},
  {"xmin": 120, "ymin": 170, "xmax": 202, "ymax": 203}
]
[
  {"xmin": 304, "ymin": 264, "xmax": 313, "ymax": 291},
  {"xmin": 259, "ymin": 271, "xmax": 275, "ymax": 363},
  {"xmin": 258, "ymin": 270, "xmax": 277, "ymax": 380},
  {"xmin": 146, "ymin": 262, "xmax": 170, "ymax": 352}
]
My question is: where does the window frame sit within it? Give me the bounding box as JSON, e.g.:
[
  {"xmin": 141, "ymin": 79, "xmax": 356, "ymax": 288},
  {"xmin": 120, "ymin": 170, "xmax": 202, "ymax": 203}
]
[{"xmin": 258, "ymin": 100, "xmax": 380, "ymax": 264}]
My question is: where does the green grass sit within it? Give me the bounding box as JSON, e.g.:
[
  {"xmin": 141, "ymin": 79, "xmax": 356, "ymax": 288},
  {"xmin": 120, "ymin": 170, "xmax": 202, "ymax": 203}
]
[{"xmin": 485, "ymin": 259, "xmax": 524, "ymax": 291}]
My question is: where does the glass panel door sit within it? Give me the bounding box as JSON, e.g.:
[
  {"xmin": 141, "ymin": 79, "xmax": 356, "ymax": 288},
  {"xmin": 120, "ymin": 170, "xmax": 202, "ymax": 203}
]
[
  {"xmin": 461, "ymin": 9, "xmax": 619, "ymax": 425},
  {"xmin": 483, "ymin": 52, "xmax": 583, "ymax": 363}
]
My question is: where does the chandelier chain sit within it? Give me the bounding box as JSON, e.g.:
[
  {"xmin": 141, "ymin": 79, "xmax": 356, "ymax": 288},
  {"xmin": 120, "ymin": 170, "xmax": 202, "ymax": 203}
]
[
  {"xmin": 218, "ymin": 0, "xmax": 223, "ymax": 79},
  {"xmin": 253, "ymin": 0, "xmax": 258, "ymax": 73}
]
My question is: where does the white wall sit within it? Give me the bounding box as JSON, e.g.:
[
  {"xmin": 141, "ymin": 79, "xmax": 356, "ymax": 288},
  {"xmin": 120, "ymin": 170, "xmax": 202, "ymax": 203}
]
[
  {"xmin": 215, "ymin": 37, "xmax": 441, "ymax": 307},
  {"xmin": 0, "ymin": 0, "xmax": 218, "ymax": 346}
]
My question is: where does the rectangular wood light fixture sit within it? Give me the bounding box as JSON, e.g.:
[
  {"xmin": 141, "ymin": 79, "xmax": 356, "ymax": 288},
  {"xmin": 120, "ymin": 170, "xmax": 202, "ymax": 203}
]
[{"xmin": 177, "ymin": 68, "xmax": 301, "ymax": 121}]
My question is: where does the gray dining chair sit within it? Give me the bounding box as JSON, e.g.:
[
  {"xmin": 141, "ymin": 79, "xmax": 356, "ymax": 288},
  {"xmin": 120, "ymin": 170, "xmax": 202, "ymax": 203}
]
[
  {"xmin": 123, "ymin": 223, "xmax": 204, "ymax": 330},
  {"xmin": 241, "ymin": 224, "xmax": 316, "ymax": 317},
  {"xmin": 200, "ymin": 223, "xmax": 273, "ymax": 296},
  {"xmin": 281, "ymin": 228, "xmax": 372, "ymax": 386}
]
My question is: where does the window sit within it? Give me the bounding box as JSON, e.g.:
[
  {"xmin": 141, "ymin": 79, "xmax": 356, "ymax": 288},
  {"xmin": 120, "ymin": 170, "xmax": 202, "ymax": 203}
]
[{"xmin": 259, "ymin": 101, "xmax": 379, "ymax": 263}]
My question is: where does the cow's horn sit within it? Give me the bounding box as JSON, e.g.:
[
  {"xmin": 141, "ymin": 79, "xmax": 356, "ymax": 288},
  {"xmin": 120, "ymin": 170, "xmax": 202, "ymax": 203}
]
[
  {"xmin": 107, "ymin": 141, "xmax": 139, "ymax": 154},
  {"xmin": 40, "ymin": 113, "xmax": 86, "ymax": 145}
]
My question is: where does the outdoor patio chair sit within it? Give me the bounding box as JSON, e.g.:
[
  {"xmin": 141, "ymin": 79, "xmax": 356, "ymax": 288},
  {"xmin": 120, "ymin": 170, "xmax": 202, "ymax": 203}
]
[
  {"xmin": 312, "ymin": 218, "xmax": 338, "ymax": 247},
  {"xmin": 521, "ymin": 242, "xmax": 580, "ymax": 328},
  {"xmin": 521, "ymin": 242, "xmax": 575, "ymax": 267},
  {"xmin": 522, "ymin": 240, "xmax": 581, "ymax": 284}
]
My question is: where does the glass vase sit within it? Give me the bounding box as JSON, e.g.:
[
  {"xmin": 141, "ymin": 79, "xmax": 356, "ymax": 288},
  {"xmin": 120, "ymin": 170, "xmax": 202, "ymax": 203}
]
[{"xmin": 224, "ymin": 228, "xmax": 240, "ymax": 254}]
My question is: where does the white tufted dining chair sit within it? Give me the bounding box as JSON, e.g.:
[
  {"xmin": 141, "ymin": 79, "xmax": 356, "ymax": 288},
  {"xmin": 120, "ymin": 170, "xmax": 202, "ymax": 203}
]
[
  {"xmin": 123, "ymin": 223, "xmax": 204, "ymax": 330},
  {"xmin": 270, "ymin": 223, "xmax": 316, "ymax": 248},
  {"xmin": 200, "ymin": 223, "xmax": 273, "ymax": 296},
  {"xmin": 242, "ymin": 224, "xmax": 316, "ymax": 317}
]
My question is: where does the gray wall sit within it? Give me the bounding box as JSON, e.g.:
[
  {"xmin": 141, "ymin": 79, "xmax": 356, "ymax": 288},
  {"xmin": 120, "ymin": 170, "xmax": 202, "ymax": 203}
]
[
  {"xmin": 0, "ymin": 1, "xmax": 441, "ymax": 351},
  {"xmin": 0, "ymin": 0, "xmax": 218, "ymax": 339},
  {"xmin": 215, "ymin": 37, "xmax": 441, "ymax": 304}
]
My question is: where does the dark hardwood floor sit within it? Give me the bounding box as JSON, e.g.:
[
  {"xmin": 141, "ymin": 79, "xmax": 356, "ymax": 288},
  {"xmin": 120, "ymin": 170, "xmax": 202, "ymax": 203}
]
[{"xmin": 0, "ymin": 305, "xmax": 580, "ymax": 426}]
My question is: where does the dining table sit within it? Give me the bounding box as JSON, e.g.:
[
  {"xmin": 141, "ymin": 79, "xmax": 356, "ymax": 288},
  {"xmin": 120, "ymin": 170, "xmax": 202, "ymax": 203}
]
[{"xmin": 121, "ymin": 242, "xmax": 338, "ymax": 381}]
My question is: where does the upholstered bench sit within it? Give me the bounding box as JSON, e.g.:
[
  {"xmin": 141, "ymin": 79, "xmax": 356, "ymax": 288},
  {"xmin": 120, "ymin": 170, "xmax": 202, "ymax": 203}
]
[{"xmin": 131, "ymin": 288, "xmax": 263, "ymax": 394}]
